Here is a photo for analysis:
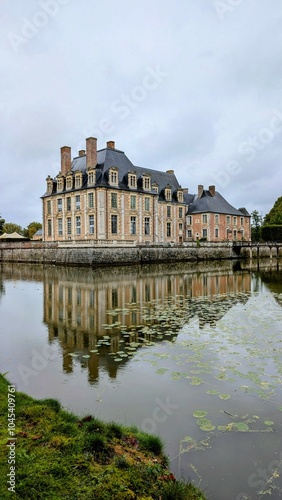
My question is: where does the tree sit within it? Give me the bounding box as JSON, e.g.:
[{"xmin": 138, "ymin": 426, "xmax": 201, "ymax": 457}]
[
  {"xmin": 2, "ymin": 222, "xmax": 24, "ymax": 235},
  {"xmin": 0, "ymin": 214, "xmax": 5, "ymax": 235},
  {"xmin": 24, "ymin": 221, "xmax": 42, "ymax": 239},
  {"xmin": 251, "ymin": 210, "xmax": 263, "ymax": 241},
  {"xmin": 264, "ymin": 196, "xmax": 282, "ymax": 225}
]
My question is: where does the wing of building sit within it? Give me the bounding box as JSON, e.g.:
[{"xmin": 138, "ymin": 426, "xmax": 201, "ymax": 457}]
[{"xmin": 41, "ymin": 138, "xmax": 250, "ymax": 244}]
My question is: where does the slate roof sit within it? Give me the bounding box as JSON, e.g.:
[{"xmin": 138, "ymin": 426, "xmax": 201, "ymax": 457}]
[
  {"xmin": 43, "ymin": 147, "xmax": 185, "ymax": 202},
  {"xmin": 187, "ymin": 189, "xmax": 250, "ymax": 216}
]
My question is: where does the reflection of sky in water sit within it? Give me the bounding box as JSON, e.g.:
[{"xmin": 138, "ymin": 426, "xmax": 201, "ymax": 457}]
[{"xmin": 1, "ymin": 263, "xmax": 282, "ymax": 500}]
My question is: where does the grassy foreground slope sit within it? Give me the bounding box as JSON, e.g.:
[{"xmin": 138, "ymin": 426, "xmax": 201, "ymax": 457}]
[{"xmin": 0, "ymin": 374, "xmax": 206, "ymax": 500}]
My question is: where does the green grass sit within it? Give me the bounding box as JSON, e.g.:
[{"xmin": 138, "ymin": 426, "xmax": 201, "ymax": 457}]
[{"xmin": 0, "ymin": 374, "xmax": 206, "ymax": 499}]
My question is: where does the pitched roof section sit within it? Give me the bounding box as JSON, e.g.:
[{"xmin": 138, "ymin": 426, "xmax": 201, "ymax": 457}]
[
  {"xmin": 187, "ymin": 189, "xmax": 250, "ymax": 216},
  {"xmin": 71, "ymin": 146, "xmax": 183, "ymax": 200}
]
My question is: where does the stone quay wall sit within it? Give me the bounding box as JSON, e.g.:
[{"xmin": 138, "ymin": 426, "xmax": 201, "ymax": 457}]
[{"xmin": 0, "ymin": 241, "xmax": 237, "ymax": 267}]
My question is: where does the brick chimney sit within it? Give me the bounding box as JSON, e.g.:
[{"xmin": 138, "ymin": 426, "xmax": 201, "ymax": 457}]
[
  {"xmin": 60, "ymin": 146, "xmax": 71, "ymax": 175},
  {"xmin": 209, "ymin": 185, "xmax": 215, "ymax": 196},
  {"xmin": 198, "ymin": 184, "xmax": 204, "ymax": 198},
  {"xmin": 166, "ymin": 169, "xmax": 174, "ymax": 174},
  {"xmin": 79, "ymin": 149, "xmax": 85, "ymax": 157},
  {"xmin": 86, "ymin": 137, "xmax": 97, "ymax": 168},
  {"xmin": 183, "ymin": 188, "xmax": 189, "ymax": 194},
  {"xmin": 107, "ymin": 140, "xmax": 115, "ymax": 149}
]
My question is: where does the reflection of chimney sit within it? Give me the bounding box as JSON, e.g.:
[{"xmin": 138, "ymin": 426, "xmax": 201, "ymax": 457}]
[
  {"xmin": 79, "ymin": 150, "xmax": 85, "ymax": 157},
  {"xmin": 209, "ymin": 185, "xmax": 215, "ymax": 196},
  {"xmin": 198, "ymin": 184, "xmax": 204, "ymax": 198},
  {"xmin": 107, "ymin": 140, "xmax": 115, "ymax": 149},
  {"xmin": 61, "ymin": 146, "xmax": 71, "ymax": 175},
  {"xmin": 86, "ymin": 137, "xmax": 97, "ymax": 168}
]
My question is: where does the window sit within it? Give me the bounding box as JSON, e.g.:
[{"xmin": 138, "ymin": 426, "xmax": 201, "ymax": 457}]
[
  {"xmin": 66, "ymin": 197, "xmax": 71, "ymax": 211},
  {"xmin": 130, "ymin": 216, "xmax": 136, "ymax": 235},
  {"xmin": 165, "ymin": 187, "xmax": 171, "ymax": 201},
  {"xmin": 130, "ymin": 195, "xmax": 136, "ymax": 210},
  {"xmin": 89, "ymin": 215, "xmax": 94, "ymax": 234},
  {"xmin": 187, "ymin": 215, "xmax": 192, "ymax": 225},
  {"xmin": 48, "ymin": 219, "xmax": 52, "ymax": 237},
  {"xmin": 88, "ymin": 171, "xmax": 95, "ymax": 186},
  {"xmin": 57, "ymin": 198, "xmax": 62, "ymax": 212},
  {"xmin": 75, "ymin": 174, "xmax": 82, "ymax": 189},
  {"xmin": 152, "ymin": 183, "xmax": 158, "ymax": 193},
  {"xmin": 111, "ymin": 214, "xmax": 118, "ymax": 234},
  {"xmin": 57, "ymin": 178, "xmax": 63, "ymax": 191},
  {"xmin": 66, "ymin": 176, "xmax": 72, "ymax": 190},
  {"xmin": 177, "ymin": 191, "xmax": 183, "ymax": 202},
  {"xmin": 215, "ymin": 214, "xmax": 219, "ymax": 224},
  {"xmin": 144, "ymin": 197, "xmax": 150, "ymax": 211},
  {"xmin": 226, "ymin": 215, "xmax": 230, "ymax": 224},
  {"xmin": 234, "ymin": 230, "xmax": 237, "ymax": 239},
  {"xmin": 144, "ymin": 217, "xmax": 150, "ymax": 235},
  {"xmin": 167, "ymin": 206, "xmax": 171, "ymax": 218},
  {"xmin": 187, "ymin": 229, "xmax": 192, "ymax": 238},
  {"xmin": 111, "ymin": 193, "xmax": 118, "ymax": 208},
  {"xmin": 128, "ymin": 173, "xmax": 136, "ymax": 188},
  {"xmin": 179, "ymin": 207, "xmax": 183, "ymax": 218},
  {"xmin": 167, "ymin": 222, "xmax": 171, "ymax": 237},
  {"xmin": 202, "ymin": 214, "xmax": 207, "ymax": 223},
  {"xmin": 88, "ymin": 192, "xmax": 94, "ymax": 208},
  {"xmin": 47, "ymin": 179, "xmax": 53, "ymax": 194},
  {"xmin": 75, "ymin": 195, "xmax": 80, "ymax": 210},
  {"xmin": 67, "ymin": 217, "xmax": 71, "ymax": 236},
  {"xmin": 58, "ymin": 218, "xmax": 63, "ymax": 236},
  {"xmin": 76, "ymin": 216, "xmax": 81, "ymax": 235},
  {"xmin": 143, "ymin": 176, "xmax": 151, "ymax": 190},
  {"xmin": 109, "ymin": 169, "xmax": 118, "ymax": 185},
  {"xmin": 233, "ymin": 217, "xmax": 237, "ymax": 225},
  {"xmin": 215, "ymin": 228, "xmax": 219, "ymax": 238},
  {"xmin": 202, "ymin": 228, "xmax": 207, "ymax": 238},
  {"xmin": 112, "ymin": 289, "xmax": 118, "ymax": 308},
  {"xmin": 47, "ymin": 200, "xmax": 51, "ymax": 214},
  {"xmin": 240, "ymin": 217, "xmax": 244, "ymax": 226},
  {"xmin": 179, "ymin": 222, "xmax": 183, "ymax": 231}
]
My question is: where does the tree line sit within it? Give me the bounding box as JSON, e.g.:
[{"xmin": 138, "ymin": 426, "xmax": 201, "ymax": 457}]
[
  {"xmin": 251, "ymin": 195, "xmax": 282, "ymax": 242},
  {"xmin": 0, "ymin": 215, "xmax": 42, "ymax": 239}
]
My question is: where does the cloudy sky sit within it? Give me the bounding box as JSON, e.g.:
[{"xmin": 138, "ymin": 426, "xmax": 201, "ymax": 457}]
[{"xmin": 1, "ymin": 0, "xmax": 282, "ymax": 227}]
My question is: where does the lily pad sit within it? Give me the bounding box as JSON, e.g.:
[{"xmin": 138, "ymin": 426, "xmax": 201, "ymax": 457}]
[
  {"xmin": 219, "ymin": 394, "xmax": 231, "ymax": 400},
  {"xmin": 193, "ymin": 410, "xmax": 208, "ymax": 419},
  {"xmin": 264, "ymin": 420, "xmax": 274, "ymax": 426}
]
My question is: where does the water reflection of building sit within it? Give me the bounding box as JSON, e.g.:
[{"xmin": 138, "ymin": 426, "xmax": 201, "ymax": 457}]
[{"xmin": 42, "ymin": 265, "xmax": 251, "ymax": 383}]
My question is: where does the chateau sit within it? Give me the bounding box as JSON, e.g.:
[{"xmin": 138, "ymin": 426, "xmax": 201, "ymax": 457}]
[{"xmin": 42, "ymin": 138, "xmax": 251, "ymax": 243}]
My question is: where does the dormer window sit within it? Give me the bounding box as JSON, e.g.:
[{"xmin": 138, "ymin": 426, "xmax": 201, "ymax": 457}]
[
  {"xmin": 66, "ymin": 174, "xmax": 73, "ymax": 190},
  {"xmin": 177, "ymin": 190, "xmax": 183, "ymax": 202},
  {"xmin": 109, "ymin": 167, "xmax": 119, "ymax": 186},
  {"xmin": 143, "ymin": 175, "xmax": 151, "ymax": 191},
  {"xmin": 57, "ymin": 176, "xmax": 64, "ymax": 192},
  {"xmin": 75, "ymin": 172, "xmax": 82, "ymax": 189},
  {"xmin": 46, "ymin": 176, "xmax": 53, "ymax": 194},
  {"xmin": 128, "ymin": 172, "xmax": 137, "ymax": 188},
  {"xmin": 152, "ymin": 182, "xmax": 158, "ymax": 193},
  {"xmin": 87, "ymin": 169, "xmax": 95, "ymax": 186},
  {"xmin": 165, "ymin": 186, "xmax": 172, "ymax": 201}
]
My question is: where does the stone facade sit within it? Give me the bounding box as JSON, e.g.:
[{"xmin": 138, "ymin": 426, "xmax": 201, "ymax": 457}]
[
  {"xmin": 42, "ymin": 139, "xmax": 187, "ymax": 244},
  {"xmin": 41, "ymin": 138, "xmax": 250, "ymax": 244}
]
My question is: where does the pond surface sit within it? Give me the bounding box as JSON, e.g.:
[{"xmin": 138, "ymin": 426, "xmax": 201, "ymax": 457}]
[{"xmin": 1, "ymin": 260, "xmax": 282, "ymax": 499}]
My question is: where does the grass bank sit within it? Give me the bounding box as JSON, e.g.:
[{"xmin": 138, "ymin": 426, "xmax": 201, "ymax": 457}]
[{"xmin": 0, "ymin": 374, "xmax": 206, "ymax": 499}]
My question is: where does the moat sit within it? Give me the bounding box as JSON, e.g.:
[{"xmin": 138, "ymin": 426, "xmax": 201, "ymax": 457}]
[{"xmin": 1, "ymin": 260, "xmax": 282, "ymax": 499}]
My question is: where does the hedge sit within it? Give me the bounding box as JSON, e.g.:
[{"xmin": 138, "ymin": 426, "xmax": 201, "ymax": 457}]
[{"xmin": 262, "ymin": 225, "xmax": 282, "ymax": 242}]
